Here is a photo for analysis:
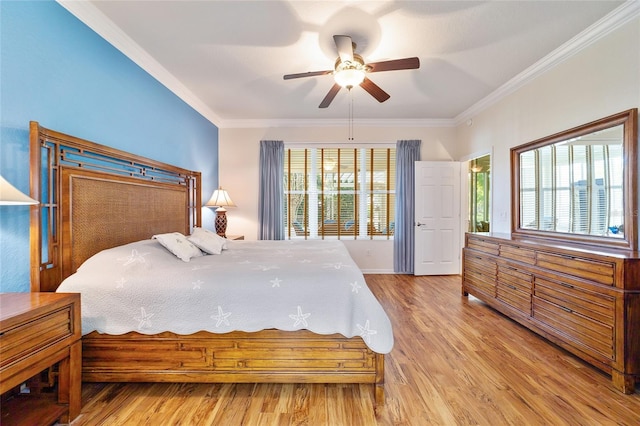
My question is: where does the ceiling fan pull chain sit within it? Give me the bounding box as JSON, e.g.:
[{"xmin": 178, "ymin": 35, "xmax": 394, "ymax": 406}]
[{"xmin": 349, "ymin": 93, "xmax": 354, "ymax": 141}]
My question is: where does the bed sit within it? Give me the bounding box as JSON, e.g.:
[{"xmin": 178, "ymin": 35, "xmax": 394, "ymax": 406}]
[{"xmin": 28, "ymin": 122, "xmax": 390, "ymax": 406}]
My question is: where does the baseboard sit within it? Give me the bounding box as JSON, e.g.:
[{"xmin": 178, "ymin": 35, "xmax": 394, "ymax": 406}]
[{"xmin": 360, "ymin": 269, "xmax": 397, "ymax": 274}]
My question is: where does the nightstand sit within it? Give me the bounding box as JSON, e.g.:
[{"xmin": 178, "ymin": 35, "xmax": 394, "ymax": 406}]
[
  {"xmin": 227, "ymin": 235, "xmax": 244, "ymax": 240},
  {"xmin": 0, "ymin": 293, "xmax": 82, "ymax": 425}
]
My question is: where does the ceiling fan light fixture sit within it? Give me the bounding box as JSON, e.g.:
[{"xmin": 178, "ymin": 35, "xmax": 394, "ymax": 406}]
[{"xmin": 333, "ymin": 64, "xmax": 366, "ymax": 89}]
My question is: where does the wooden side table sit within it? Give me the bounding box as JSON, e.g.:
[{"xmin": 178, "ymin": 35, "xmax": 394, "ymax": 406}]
[{"xmin": 0, "ymin": 293, "xmax": 82, "ymax": 425}]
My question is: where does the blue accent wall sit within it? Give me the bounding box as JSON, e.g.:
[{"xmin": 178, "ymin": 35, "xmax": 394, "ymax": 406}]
[{"xmin": 0, "ymin": 1, "xmax": 219, "ymax": 292}]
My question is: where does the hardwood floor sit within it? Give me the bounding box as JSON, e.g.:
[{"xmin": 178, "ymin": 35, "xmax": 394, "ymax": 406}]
[{"xmin": 72, "ymin": 275, "xmax": 640, "ymax": 425}]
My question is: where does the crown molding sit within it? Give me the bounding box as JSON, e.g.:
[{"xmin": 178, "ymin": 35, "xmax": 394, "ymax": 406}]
[
  {"xmin": 454, "ymin": 0, "xmax": 640, "ymax": 126},
  {"xmin": 218, "ymin": 117, "xmax": 456, "ymax": 129},
  {"xmin": 56, "ymin": 0, "xmax": 223, "ymax": 126}
]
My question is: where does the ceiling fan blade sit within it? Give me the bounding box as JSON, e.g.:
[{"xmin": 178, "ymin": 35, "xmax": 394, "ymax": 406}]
[
  {"xmin": 333, "ymin": 35, "xmax": 354, "ymax": 63},
  {"xmin": 283, "ymin": 70, "xmax": 333, "ymax": 80},
  {"xmin": 319, "ymin": 83, "xmax": 341, "ymax": 108},
  {"xmin": 367, "ymin": 57, "xmax": 420, "ymax": 73},
  {"xmin": 360, "ymin": 77, "xmax": 390, "ymax": 103}
]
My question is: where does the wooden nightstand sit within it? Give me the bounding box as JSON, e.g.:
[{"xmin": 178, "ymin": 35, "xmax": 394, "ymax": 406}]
[{"xmin": 0, "ymin": 293, "xmax": 82, "ymax": 425}]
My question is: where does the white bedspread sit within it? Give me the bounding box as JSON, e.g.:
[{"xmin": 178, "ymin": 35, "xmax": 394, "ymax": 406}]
[{"xmin": 57, "ymin": 239, "xmax": 394, "ymax": 354}]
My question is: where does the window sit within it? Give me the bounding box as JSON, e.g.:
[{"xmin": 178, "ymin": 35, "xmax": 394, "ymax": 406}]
[{"xmin": 284, "ymin": 147, "xmax": 395, "ymax": 239}]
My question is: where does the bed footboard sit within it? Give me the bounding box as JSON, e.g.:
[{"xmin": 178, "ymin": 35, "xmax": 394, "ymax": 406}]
[{"xmin": 82, "ymin": 329, "xmax": 385, "ymax": 406}]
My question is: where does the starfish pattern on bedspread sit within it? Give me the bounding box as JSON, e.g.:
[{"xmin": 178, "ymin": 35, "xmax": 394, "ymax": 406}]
[
  {"xmin": 276, "ymin": 249, "xmax": 294, "ymax": 257},
  {"xmin": 357, "ymin": 320, "xmax": 377, "ymax": 344},
  {"xmin": 350, "ymin": 281, "xmax": 362, "ymax": 293},
  {"xmin": 254, "ymin": 265, "xmax": 280, "ymax": 271},
  {"xmin": 270, "ymin": 277, "xmax": 282, "ymax": 287},
  {"xmin": 191, "ymin": 264, "xmax": 212, "ymax": 271},
  {"xmin": 118, "ymin": 249, "xmax": 149, "ymax": 266},
  {"xmin": 115, "ymin": 277, "xmax": 126, "ymax": 289},
  {"xmin": 211, "ymin": 306, "xmax": 231, "ymax": 327},
  {"xmin": 134, "ymin": 307, "xmax": 154, "ymax": 330},
  {"xmin": 323, "ymin": 262, "xmax": 350, "ymax": 270},
  {"xmin": 289, "ymin": 306, "xmax": 311, "ymax": 328}
]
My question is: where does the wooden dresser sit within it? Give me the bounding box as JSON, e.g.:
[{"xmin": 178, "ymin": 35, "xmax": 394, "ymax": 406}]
[
  {"xmin": 0, "ymin": 293, "xmax": 81, "ymax": 424},
  {"xmin": 462, "ymin": 232, "xmax": 640, "ymax": 393}
]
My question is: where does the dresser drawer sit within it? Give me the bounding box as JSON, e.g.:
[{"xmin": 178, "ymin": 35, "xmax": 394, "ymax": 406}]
[
  {"xmin": 533, "ymin": 296, "xmax": 614, "ymax": 361},
  {"xmin": 533, "ymin": 277, "xmax": 615, "ymax": 326},
  {"xmin": 0, "ymin": 306, "xmax": 74, "ymax": 369},
  {"xmin": 497, "ymin": 263, "xmax": 532, "ymax": 291},
  {"xmin": 465, "ymin": 270, "xmax": 496, "ymax": 296},
  {"xmin": 466, "ymin": 236, "xmax": 499, "ymax": 255},
  {"xmin": 464, "ymin": 262, "xmax": 496, "ymax": 297},
  {"xmin": 499, "ymin": 243, "xmax": 536, "ymax": 264},
  {"xmin": 463, "ymin": 252, "xmax": 497, "ymax": 297},
  {"xmin": 464, "ymin": 251, "xmax": 497, "ymax": 277},
  {"xmin": 497, "ymin": 264, "xmax": 532, "ymax": 314},
  {"xmin": 533, "ymin": 275, "xmax": 615, "ymax": 361},
  {"xmin": 536, "ymin": 252, "xmax": 615, "ymax": 286}
]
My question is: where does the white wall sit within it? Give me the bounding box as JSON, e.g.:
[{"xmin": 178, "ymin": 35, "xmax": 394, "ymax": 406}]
[
  {"xmin": 218, "ymin": 126, "xmax": 456, "ymax": 272},
  {"xmin": 219, "ymin": 16, "xmax": 639, "ymax": 272},
  {"xmin": 454, "ymin": 16, "xmax": 640, "ymax": 235}
]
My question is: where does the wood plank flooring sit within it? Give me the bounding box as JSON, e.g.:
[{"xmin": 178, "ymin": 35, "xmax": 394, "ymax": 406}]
[{"xmin": 71, "ymin": 275, "xmax": 640, "ymax": 425}]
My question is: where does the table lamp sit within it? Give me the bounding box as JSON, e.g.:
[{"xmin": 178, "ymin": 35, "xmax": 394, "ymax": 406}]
[{"xmin": 205, "ymin": 186, "xmax": 236, "ymax": 237}]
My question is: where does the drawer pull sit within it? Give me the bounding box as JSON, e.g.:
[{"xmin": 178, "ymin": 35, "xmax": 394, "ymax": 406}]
[
  {"xmin": 507, "ymin": 284, "xmax": 517, "ymax": 290},
  {"xmin": 561, "ymin": 306, "xmax": 573, "ymax": 313},
  {"xmin": 557, "ymin": 254, "xmax": 575, "ymax": 260},
  {"xmin": 559, "ymin": 282, "xmax": 574, "ymax": 289}
]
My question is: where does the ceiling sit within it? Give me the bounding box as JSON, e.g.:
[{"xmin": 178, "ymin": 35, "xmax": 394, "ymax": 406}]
[{"xmin": 59, "ymin": 1, "xmax": 631, "ymax": 128}]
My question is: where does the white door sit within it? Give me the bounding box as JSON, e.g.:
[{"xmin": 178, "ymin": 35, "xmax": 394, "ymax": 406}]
[{"xmin": 414, "ymin": 161, "xmax": 461, "ymax": 275}]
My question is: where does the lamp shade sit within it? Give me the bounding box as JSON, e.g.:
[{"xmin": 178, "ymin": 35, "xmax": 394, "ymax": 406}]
[
  {"xmin": 206, "ymin": 187, "xmax": 236, "ymax": 208},
  {"xmin": 0, "ymin": 175, "xmax": 38, "ymax": 205}
]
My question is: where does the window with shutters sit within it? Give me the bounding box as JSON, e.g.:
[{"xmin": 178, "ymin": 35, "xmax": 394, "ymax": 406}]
[
  {"xmin": 284, "ymin": 147, "xmax": 395, "ymax": 240},
  {"xmin": 519, "ymin": 142, "xmax": 623, "ymax": 235}
]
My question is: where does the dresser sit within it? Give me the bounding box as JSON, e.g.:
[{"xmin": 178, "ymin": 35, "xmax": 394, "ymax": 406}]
[
  {"xmin": 462, "ymin": 232, "xmax": 640, "ymax": 394},
  {"xmin": 0, "ymin": 293, "xmax": 82, "ymax": 424}
]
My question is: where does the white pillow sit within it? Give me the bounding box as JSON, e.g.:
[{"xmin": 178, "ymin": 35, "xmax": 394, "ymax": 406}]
[
  {"xmin": 153, "ymin": 232, "xmax": 203, "ymax": 262},
  {"xmin": 188, "ymin": 227, "xmax": 228, "ymax": 255}
]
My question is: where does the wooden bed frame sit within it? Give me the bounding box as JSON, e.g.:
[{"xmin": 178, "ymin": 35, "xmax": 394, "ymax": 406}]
[{"xmin": 28, "ymin": 122, "xmax": 385, "ymax": 406}]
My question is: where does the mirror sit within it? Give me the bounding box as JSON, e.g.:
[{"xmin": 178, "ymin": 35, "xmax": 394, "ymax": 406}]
[
  {"xmin": 469, "ymin": 154, "xmax": 491, "ymax": 233},
  {"xmin": 511, "ymin": 109, "xmax": 638, "ymax": 250}
]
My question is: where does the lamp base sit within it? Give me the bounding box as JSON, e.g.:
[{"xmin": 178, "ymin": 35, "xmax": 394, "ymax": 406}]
[{"xmin": 215, "ymin": 209, "xmax": 227, "ymax": 237}]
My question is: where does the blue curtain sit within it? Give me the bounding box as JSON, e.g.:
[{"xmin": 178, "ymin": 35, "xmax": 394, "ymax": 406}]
[
  {"xmin": 258, "ymin": 140, "xmax": 285, "ymax": 240},
  {"xmin": 394, "ymin": 140, "xmax": 421, "ymax": 273}
]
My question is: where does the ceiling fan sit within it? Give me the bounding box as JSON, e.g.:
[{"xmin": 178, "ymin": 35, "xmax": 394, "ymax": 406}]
[{"xmin": 283, "ymin": 35, "xmax": 420, "ymax": 108}]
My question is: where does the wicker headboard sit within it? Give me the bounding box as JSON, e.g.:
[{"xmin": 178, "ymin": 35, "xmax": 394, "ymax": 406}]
[{"xmin": 29, "ymin": 122, "xmax": 202, "ymax": 292}]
